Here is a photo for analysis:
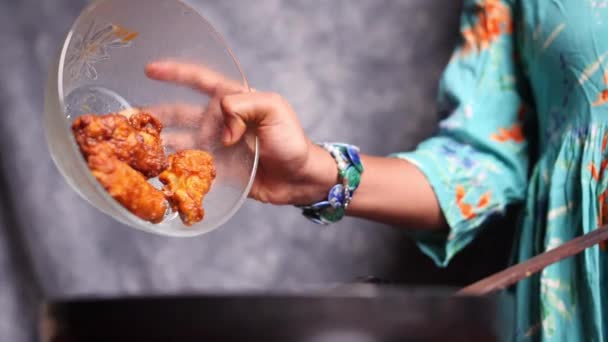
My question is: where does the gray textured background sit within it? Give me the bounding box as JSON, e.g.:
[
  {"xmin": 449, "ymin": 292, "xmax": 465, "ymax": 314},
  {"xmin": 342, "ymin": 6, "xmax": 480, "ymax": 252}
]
[{"xmin": 0, "ymin": 0, "xmax": 516, "ymax": 340}]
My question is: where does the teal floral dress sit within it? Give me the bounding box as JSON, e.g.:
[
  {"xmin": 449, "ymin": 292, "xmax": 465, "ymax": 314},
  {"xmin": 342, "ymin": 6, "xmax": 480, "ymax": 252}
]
[{"xmin": 393, "ymin": 0, "xmax": 608, "ymax": 340}]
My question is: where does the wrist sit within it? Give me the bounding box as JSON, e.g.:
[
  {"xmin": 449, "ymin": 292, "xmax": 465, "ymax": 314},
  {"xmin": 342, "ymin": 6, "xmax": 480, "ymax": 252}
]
[
  {"xmin": 290, "ymin": 143, "xmax": 338, "ymax": 205},
  {"xmin": 297, "ymin": 142, "xmax": 364, "ymax": 225}
]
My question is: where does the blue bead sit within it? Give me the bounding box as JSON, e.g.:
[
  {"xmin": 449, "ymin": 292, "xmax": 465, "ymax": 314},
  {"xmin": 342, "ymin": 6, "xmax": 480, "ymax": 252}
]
[
  {"xmin": 328, "ymin": 184, "xmax": 345, "ymax": 208},
  {"xmin": 346, "ymin": 146, "xmax": 363, "ymax": 172},
  {"xmin": 310, "ymin": 201, "xmax": 331, "ymax": 210}
]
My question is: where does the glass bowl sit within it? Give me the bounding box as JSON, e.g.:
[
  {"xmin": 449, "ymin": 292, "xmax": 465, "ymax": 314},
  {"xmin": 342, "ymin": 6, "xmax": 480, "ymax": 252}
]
[{"xmin": 44, "ymin": 0, "xmax": 258, "ymax": 237}]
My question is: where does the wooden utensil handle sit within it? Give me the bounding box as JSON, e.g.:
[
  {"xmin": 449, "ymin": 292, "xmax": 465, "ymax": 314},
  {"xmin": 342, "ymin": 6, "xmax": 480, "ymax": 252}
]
[{"xmin": 456, "ymin": 225, "xmax": 608, "ymax": 296}]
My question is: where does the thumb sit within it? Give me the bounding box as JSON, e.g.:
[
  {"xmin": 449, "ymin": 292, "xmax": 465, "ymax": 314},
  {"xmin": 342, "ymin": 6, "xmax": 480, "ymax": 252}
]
[{"xmin": 220, "ymin": 92, "xmax": 285, "ymax": 146}]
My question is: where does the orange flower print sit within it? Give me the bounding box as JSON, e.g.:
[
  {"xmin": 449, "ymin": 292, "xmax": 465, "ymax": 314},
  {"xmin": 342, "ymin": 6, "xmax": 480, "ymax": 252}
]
[
  {"xmin": 589, "ymin": 162, "xmax": 600, "ymax": 181},
  {"xmin": 491, "ymin": 123, "xmax": 525, "ymax": 143},
  {"xmin": 490, "ymin": 103, "xmax": 526, "ymax": 143},
  {"xmin": 455, "ymin": 185, "xmax": 492, "ymax": 220},
  {"xmin": 456, "ymin": 185, "xmax": 466, "ymax": 203},
  {"xmin": 477, "ymin": 191, "xmax": 491, "ymax": 209},
  {"xmin": 588, "ymin": 158, "xmax": 608, "ymax": 182},
  {"xmin": 593, "ymin": 70, "xmax": 608, "ymax": 107},
  {"xmin": 593, "ymin": 90, "xmax": 608, "ymax": 107},
  {"xmin": 592, "ymin": 134, "xmax": 608, "ymax": 183},
  {"xmin": 458, "ymin": 202, "xmax": 476, "ymax": 220},
  {"xmin": 593, "ymin": 159, "xmax": 608, "ymax": 252},
  {"xmin": 461, "ymin": 0, "xmax": 512, "ymax": 55}
]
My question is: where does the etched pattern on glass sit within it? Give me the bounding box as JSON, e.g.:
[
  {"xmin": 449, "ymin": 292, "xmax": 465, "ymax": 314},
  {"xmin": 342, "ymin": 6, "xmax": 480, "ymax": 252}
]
[{"xmin": 65, "ymin": 22, "xmax": 138, "ymax": 81}]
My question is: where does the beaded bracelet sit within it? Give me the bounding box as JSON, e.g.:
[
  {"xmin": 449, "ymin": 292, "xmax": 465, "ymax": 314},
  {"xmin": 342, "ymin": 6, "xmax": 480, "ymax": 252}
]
[{"xmin": 299, "ymin": 143, "xmax": 364, "ymax": 225}]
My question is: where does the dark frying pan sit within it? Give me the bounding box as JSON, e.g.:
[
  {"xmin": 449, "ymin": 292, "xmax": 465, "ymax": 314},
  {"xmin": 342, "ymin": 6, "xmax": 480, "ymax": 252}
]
[
  {"xmin": 42, "ymin": 226, "xmax": 608, "ymax": 342},
  {"xmin": 42, "ymin": 286, "xmax": 513, "ymax": 342}
]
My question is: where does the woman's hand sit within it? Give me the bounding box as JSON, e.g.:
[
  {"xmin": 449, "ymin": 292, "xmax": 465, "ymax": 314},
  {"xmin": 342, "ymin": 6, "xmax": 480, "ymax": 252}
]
[
  {"xmin": 144, "ymin": 60, "xmax": 446, "ymax": 230},
  {"xmin": 145, "ymin": 61, "xmax": 335, "ymax": 205}
]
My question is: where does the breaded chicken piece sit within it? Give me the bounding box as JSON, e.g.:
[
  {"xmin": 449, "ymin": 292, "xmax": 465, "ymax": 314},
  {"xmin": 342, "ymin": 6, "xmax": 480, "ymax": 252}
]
[
  {"xmin": 72, "ymin": 112, "xmax": 167, "ymax": 178},
  {"xmin": 159, "ymin": 150, "xmax": 216, "ymax": 226},
  {"xmin": 88, "ymin": 153, "xmax": 167, "ymax": 223}
]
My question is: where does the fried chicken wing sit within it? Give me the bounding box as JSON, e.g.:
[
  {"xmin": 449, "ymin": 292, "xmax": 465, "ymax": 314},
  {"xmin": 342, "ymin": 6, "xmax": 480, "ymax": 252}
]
[
  {"xmin": 126, "ymin": 111, "xmax": 167, "ymax": 176},
  {"xmin": 72, "ymin": 112, "xmax": 167, "ymax": 178},
  {"xmin": 159, "ymin": 150, "xmax": 216, "ymax": 226},
  {"xmin": 73, "ymin": 111, "xmax": 217, "ymax": 226},
  {"xmin": 88, "ymin": 153, "xmax": 168, "ymax": 223}
]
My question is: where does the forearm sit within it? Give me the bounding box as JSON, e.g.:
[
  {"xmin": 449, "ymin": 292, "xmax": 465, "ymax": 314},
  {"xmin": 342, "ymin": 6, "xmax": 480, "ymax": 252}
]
[
  {"xmin": 301, "ymin": 145, "xmax": 448, "ymax": 232},
  {"xmin": 348, "ymin": 155, "xmax": 447, "ymax": 230}
]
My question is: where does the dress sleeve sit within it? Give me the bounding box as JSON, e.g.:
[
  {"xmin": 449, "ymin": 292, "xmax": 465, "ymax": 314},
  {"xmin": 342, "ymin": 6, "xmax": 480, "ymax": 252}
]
[{"xmin": 392, "ymin": 0, "xmax": 532, "ymax": 266}]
